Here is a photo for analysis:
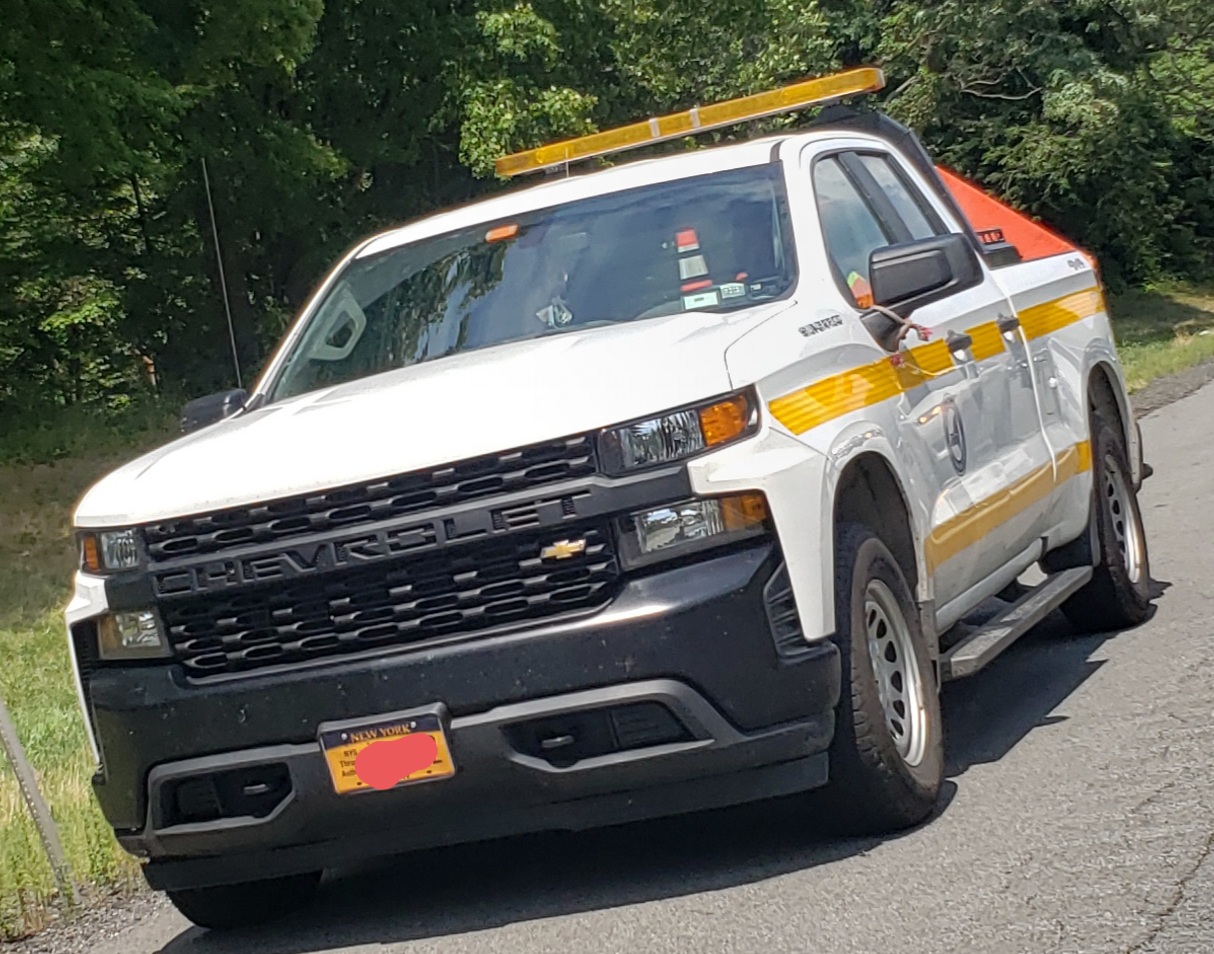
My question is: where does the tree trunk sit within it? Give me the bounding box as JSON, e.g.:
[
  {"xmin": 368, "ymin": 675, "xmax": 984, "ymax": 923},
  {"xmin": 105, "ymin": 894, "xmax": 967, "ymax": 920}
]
[{"xmin": 131, "ymin": 176, "xmax": 155, "ymax": 257}]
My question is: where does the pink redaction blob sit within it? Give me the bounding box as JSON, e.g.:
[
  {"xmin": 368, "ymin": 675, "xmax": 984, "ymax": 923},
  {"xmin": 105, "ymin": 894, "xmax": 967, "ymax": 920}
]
[{"xmin": 354, "ymin": 734, "xmax": 439, "ymax": 791}]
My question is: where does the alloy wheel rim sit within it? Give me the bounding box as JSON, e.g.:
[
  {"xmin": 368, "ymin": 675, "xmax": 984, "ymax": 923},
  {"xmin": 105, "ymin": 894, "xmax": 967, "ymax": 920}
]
[
  {"xmin": 864, "ymin": 579, "xmax": 928, "ymax": 767},
  {"xmin": 1103, "ymin": 453, "xmax": 1144, "ymax": 585}
]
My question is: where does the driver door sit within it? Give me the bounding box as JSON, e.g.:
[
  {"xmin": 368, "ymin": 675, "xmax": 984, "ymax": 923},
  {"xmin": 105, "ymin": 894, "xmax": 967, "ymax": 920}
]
[{"xmin": 810, "ymin": 148, "xmax": 1053, "ymax": 622}]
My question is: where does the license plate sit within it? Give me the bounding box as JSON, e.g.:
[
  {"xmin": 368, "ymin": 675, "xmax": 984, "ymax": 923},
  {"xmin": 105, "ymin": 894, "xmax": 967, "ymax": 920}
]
[{"xmin": 319, "ymin": 711, "xmax": 455, "ymax": 796}]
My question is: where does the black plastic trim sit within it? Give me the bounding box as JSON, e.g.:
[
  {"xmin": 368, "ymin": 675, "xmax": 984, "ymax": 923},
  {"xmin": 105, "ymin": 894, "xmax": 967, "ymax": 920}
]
[
  {"xmin": 137, "ymin": 747, "xmax": 829, "ymax": 891},
  {"xmin": 88, "ymin": 544, "xmax": 841, "ymax": 831},
  {"xmin": 126, "ymin": 679, "xmax": 833, "ymax": 889}
]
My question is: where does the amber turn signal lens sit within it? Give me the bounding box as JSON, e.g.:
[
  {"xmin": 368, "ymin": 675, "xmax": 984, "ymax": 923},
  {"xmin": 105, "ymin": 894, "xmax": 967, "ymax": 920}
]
[
  {"xmin": 81, "ymin": 534, "xmax": 101, "ymax": 573},
  {"xmin": 721, "ymin": 493, "xmax": 769, "ymax": 532},
  {"xmin": 485, "ymin": 223, "xmax": 520, "ymax": 243},
  {"xmin": 698, "ymin": 394, "xmax": 752, "ymax": 446}
]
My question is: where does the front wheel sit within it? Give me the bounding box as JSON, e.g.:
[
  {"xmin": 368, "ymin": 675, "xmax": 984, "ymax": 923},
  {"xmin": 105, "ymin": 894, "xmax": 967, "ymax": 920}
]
[
  {"xmin": 166, "ymin": 871, "xmax": 321, "ymax": 931},
  {"xmin": 1061, "ymin": 411, "xmax": 1152, "ymax": 632},
  {"xmin": 819, "ymin": 523, "xmax": 944, "ymax": 835}
]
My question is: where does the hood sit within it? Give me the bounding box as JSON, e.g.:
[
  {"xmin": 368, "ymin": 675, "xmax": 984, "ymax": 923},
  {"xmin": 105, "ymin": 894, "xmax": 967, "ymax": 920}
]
[{"xmin": 75, "ymin": 303, "xmax": 793, "ymax": 526}]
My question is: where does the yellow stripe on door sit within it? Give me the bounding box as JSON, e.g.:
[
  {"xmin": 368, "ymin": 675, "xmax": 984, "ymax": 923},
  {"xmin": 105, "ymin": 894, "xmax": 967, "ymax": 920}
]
[
  {"xmin": 768, "ymin": 287, "xmax": 1104, "ymax": 436},
  {"xmin": 767, "ymin": 357, "xmax": 903, "ymax": 436},
  {"xmin": 925, "ymin": 441, "xmax": 1093, "ymax": 573}
]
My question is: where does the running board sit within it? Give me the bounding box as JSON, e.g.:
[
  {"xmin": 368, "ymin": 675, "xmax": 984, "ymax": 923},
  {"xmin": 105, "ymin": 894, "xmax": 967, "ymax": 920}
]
[{"xmin": 940, "ymin": 566, "xmax": 1093, "ymax": 681}]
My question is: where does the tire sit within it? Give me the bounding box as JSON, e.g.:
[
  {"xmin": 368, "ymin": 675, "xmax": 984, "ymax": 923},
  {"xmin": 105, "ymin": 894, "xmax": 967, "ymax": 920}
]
[
  {"xmin": 166, "ymin": 871, "xmax": 321, "ymax": 931},
  {"xmin": 820, "ymin": 523, "xmax": 944, "ymax": 835},
  {"xmin": 1061, "ymin": 410, "xmax": 1152, "ymax": 632}
]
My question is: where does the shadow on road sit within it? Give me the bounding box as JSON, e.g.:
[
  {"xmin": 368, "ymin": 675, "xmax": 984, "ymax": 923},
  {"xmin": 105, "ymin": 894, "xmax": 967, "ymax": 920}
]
[
  {"xmin": 156, "ymin": 584, "xmax": 1171, "ymax": 954},
  {"xmin": 943, "ymin": 610, "xmax": 1108, "ymax": 777},
  {"xmin": 944, "ymin": 578, "xmax": 1170, "ymax": 776},
  {"xmin": 157, "ymin": 789, "xmax": 948, "ymax": 953}
]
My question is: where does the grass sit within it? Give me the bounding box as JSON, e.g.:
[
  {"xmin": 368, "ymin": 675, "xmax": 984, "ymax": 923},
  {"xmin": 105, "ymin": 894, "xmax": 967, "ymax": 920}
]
[
  {"xmin": 0, "ymin": 406, "xmax": 177, "ymax": 939},
  {"xmin": 0, "ymin": 286, "xmax": 1210, "ymax": 938},
  {"xmin": 1109, "ymin": 282, "xmax": 1214, "ymax": 392}
]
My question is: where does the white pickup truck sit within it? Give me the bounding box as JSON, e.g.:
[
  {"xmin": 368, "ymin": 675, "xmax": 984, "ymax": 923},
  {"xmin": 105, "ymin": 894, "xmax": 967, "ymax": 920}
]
[{"xmin": 66, "ymin": 69, "xmax": 1153, "ymax": 929}]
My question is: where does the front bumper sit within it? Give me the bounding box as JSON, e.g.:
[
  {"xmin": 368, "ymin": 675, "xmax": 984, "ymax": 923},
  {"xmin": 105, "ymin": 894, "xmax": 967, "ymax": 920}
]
[{"xmin": 88, "ymin": 544, "xmax": 840, "ymax": 890}]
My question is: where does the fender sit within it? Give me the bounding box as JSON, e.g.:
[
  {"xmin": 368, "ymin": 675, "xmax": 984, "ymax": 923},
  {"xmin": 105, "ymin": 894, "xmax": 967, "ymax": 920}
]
[{"xmin": 823, "ymin": 423, "xmax": 932, "ymax": 604}]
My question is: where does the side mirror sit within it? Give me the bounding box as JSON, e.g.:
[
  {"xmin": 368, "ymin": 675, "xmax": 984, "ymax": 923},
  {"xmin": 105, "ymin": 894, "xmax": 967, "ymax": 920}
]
[
  {"xmin": 181, "ymin": 388, "xmax": 248, "ymax": 434},
  {"xmin": 869, "ymin": 233, "xmax": 983, "ymax": 318}
]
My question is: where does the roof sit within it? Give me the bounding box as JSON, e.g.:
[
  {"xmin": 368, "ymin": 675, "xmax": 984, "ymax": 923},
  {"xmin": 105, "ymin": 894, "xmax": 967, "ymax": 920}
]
[{"xmin": 357, "ymin": 66, "xmax": 892, "ymax": 259}]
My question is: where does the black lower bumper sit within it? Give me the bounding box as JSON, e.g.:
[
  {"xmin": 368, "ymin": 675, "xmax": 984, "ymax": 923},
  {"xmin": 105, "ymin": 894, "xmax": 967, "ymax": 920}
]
[{"xmin": 89, "ymin": 544, "xmax": 841, "ymax": 890}]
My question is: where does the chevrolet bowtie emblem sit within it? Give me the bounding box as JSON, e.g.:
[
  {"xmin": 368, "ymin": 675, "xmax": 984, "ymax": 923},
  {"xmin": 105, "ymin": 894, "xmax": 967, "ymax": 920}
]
[{"xmin": 541, "ymin": 539, "xmax": 587, "ymax": 561}]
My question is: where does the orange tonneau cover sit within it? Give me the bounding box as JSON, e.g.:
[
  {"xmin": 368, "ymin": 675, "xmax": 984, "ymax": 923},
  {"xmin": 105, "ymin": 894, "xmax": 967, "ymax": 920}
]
[{"xmin": 935, "ymin": 166, "xmax": 1087, "ymax": 264}]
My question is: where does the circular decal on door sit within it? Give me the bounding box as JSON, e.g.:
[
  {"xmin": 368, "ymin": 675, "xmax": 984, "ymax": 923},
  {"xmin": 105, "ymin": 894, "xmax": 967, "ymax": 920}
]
[{"xmin": 943, "ymin": 398, "xmax": 967, "ymax": 475}]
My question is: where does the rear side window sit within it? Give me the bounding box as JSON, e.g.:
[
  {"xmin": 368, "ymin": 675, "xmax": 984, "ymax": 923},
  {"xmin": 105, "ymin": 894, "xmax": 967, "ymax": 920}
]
[
  {"xmin": 858, "ymin": 154, "xmax": 945, "ymax": 240},
  {"xmin": 812, "ymin": 156, "xmax": 892, "ymax": 305}
]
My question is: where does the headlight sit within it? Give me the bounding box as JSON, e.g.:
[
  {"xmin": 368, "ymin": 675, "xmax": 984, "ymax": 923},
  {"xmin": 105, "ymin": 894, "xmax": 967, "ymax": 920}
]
[
  {"xmin": 79, "ymin": 529, "xmax": 143, "ymax": 574},
  {"xmin": 97, "ymin": 610, "xmax": 170, "ymax": 660},
  {"xmin": 618, "ymin": 493, "xmax": 769, "ymax": 569},
  {"xmin": 599, "ymin": 390, "xmax": 759, "ymax": 475}
]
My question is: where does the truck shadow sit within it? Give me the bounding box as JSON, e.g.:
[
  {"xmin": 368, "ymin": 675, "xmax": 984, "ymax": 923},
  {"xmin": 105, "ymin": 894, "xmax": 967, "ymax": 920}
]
[
  {"xmin": 944, "ymin": 578, "xmax": 1170, "ymax": 777},
  {"xmin": 156, "ymin": 583, "xmax": 1171, "ymax": 954},
  {"xmin": 156, "ymin": 795, "xmax": 928, "ymax": 953}
]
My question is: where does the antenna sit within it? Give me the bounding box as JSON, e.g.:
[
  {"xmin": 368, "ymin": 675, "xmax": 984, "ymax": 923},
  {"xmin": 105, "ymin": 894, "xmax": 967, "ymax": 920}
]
[{"xmin": 201, "ymin": 156, "xmax": 244, "ymax": 389}]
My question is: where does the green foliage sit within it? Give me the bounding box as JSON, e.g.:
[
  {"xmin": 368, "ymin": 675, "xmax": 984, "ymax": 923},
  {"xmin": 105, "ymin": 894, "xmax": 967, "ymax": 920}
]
[
  {"xmin": 0, "ymin": 396, "xmax": 178, "ymax": 466},
  {"xmin": 0, "ymin": 0, "xmax": 1211, "ymax": 425},
  {"xmin": 869, "ymin": 0, "xmax": 1214, "ymax": 287}
]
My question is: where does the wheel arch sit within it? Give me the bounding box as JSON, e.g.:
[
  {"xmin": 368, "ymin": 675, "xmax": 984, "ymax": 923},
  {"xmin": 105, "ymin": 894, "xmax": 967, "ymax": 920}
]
[
  {"xmin": 830, "ymin": 446, "xmax": 939, "ymax": 674},
  {"xmin": 1086, "ymin": 358, "xmax": 1142, "ymax": 486},
  {"xmin": 831, "ymin": 450, "xmax": 923, "ymax": 599},
  {"xmin": 1043, "ymin": 357, "xmax": 1138, "ymax": 574}
]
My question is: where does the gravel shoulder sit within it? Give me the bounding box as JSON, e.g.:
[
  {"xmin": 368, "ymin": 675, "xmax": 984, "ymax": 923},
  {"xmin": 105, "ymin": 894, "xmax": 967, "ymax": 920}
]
[{"xmin": 1131, "ymin": 356, "xmax": 1214, "ymax": 418}]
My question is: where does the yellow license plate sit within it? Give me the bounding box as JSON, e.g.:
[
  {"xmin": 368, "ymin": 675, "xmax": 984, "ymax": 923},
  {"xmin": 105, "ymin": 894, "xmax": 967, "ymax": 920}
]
[{"xmin": 319, "ymin": 711, "xmax": 455, "ymax": 796}]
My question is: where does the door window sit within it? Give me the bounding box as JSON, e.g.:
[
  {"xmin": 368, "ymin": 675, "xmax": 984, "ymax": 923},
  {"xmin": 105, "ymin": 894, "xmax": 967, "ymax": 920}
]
[
  {"xmin": 857, "ymin": 154, "xmax": 945, "ymax": 240},
  {"xmin": 813, "ymin": 150, "xmax": 962, "ymax": 310},
  {"xmin": 812, "ymin": 156, "xmax": 893, "ymax": 307}
]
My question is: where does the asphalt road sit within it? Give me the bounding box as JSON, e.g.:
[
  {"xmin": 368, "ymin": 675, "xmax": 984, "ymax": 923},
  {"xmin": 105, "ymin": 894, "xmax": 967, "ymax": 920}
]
[{"xmin": 86, "ymin": 381, "xmax": 1214, "ymax": 954}]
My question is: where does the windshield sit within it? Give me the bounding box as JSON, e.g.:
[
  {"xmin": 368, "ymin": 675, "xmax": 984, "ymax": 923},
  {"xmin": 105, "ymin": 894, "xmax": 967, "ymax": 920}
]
[{"xmin": 268, "ymin": 164, "xmax": 796, "ymax": 402}]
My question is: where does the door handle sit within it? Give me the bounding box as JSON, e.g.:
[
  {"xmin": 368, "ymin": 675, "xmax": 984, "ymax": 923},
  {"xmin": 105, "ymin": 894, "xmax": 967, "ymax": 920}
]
[{"xmin": 997, "ymin": 314, "xmax": 1020, "ymax": 334}]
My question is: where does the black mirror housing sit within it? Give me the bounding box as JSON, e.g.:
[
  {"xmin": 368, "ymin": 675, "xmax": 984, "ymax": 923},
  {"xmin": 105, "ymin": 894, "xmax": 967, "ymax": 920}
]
[
  {"xmin": 869, "ymin": 233, "xmax": 983, "ymax": 318},
  {"xmin": 181, "ymin": 389, "xmax": 248, "ymax": 434}
]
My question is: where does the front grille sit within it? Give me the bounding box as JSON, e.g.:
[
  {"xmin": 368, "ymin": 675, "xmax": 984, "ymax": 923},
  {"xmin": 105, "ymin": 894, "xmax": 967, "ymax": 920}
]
[
  {"xmin": 161, "ymin": 523, "xmax": 618, "ymax": 677},
  {"xmin": 143, "ymin": 433, "xmax": 597, "ymax": 560}
]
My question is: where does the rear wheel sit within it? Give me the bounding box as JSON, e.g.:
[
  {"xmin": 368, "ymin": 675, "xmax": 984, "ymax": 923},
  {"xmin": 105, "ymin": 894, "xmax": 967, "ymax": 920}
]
[
  {"xmin": 820, "ymin": 523, "xmax": 943, "ymax": 834},
  {"xmin": 1061, "ymin": 411, "xmax": 1151, "ymax": 632},
  {"xmin": 166, "ymin": 871, "xmax": 321, "ymax": 931}
]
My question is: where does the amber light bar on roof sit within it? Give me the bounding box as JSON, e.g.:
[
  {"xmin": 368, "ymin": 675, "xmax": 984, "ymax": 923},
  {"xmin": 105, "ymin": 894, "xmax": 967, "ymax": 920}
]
[{"xmin": 495, "ymin": 67, "xmax": 887, "ymax": 178}]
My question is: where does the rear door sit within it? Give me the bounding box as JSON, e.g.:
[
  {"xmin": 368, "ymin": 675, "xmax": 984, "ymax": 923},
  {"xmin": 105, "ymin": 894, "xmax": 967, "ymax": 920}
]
[{"xmin": 806, "ymin": 145, "xmax": 1054, "ymax": 621}]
